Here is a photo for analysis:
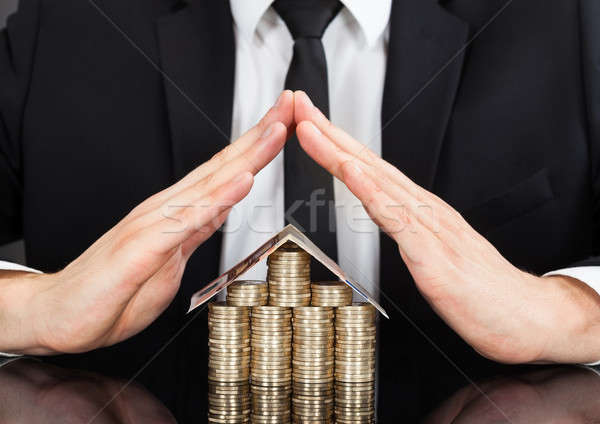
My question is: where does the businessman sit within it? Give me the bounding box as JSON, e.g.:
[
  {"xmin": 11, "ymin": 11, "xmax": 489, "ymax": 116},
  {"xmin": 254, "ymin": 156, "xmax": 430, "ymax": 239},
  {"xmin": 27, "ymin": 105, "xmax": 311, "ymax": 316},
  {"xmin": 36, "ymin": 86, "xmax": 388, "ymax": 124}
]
[{"xmin": 1, "ymin": 0, "xmax": 600, "ymax": 419}]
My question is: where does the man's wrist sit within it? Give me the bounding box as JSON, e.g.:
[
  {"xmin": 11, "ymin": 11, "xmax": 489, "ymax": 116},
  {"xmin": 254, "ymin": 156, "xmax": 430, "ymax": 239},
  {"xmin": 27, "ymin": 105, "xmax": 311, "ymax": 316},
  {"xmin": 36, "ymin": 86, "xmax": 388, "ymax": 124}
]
[
  {"xmin": 536, "ymin": 274, "xmax": 600, "ymax": 364},
  {"xmin": 0, "ymin": 272, "xmax": 47, "ymax": 355}
]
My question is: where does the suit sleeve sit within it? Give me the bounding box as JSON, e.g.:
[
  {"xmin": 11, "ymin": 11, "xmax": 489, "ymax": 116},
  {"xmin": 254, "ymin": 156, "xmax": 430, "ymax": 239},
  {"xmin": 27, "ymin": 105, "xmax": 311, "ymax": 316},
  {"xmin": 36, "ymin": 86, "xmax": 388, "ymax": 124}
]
[
  {"xmin": 577, "ymin": 0, "xmax": 600, "ymax": 268},
  {"xmin": 0, "ymin": 0, "xmax": 41, "ymax": 246}
]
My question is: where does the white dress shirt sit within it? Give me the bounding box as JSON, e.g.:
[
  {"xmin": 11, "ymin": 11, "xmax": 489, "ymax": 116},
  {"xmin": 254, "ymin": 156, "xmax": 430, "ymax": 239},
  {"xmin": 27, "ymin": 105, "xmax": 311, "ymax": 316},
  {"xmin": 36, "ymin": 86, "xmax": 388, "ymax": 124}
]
[
  {"xmin": 1, "ymin": 0, "xmax": 600, "ymax": 363},
  {"xmin": 221, "ymin": 0, "xmax": 391, "ymax": 298}
]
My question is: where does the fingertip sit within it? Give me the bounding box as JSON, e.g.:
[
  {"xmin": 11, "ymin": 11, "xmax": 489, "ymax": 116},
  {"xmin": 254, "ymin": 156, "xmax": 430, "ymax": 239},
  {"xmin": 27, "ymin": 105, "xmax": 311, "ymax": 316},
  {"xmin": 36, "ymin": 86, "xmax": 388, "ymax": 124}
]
[
  {"xmin": 279, "ymin": 90, "xmax": 295, "ymax": 126},
  {"xmin": 266, "ymin": 121, "xmax": 288, "ymax": 149},
  {"xmin": 272, "ymin": 120, "xmax": 288, "ymax": 134},
  {"xmin": 294, "ymin": 91, "xmax": 312, "ymax": 122},
  {"xmin": 262, "ymin": 91, "xmax": 294, "ymax": 131},
  {"xmin": 296, "ymin": 121, "xmax": 326, "ymax": 163},
  {"xmin": 296, "ymin": 121, "xmax": 321, "ymax": 143}
]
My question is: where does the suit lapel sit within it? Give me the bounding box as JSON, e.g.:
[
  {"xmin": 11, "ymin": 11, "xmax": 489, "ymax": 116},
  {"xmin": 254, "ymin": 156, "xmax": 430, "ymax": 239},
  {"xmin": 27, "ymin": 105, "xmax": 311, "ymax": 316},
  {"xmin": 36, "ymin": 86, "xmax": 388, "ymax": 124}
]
[
  {"xmin": 156, "ymin": 0, "xmax": 235, "ymax": 180},
  {"xmin": 381, "ymin": 0, "xmax": 469, "ymax": 190}
]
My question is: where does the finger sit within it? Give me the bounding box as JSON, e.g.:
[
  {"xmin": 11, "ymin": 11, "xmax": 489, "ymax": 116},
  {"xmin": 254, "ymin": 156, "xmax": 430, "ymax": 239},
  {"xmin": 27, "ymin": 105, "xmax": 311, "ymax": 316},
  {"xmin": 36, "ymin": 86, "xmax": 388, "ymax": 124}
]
[
  {"xmin": 297, "ymin": 93, "xmax": 470, "ymax": 266},
  {"xmin": 176, "ymin": 89, "xmax": 293, "ymax": 185},
  {"xmin": 296, "ymin": 121, "xmax": 354, "ymax": 180},
  {"xmin": 151, "ymin": 171, "xmax": 254, "ymax": 250},
  {"xmin": 181, "ymin": 206, "xmax": 230, "ymax": 260},
  {"xmin": 296, "ymin": 96, "xmax": 465, "ymax": 233},
  {"xmin": 296, "ymin": 120, "xmax": 416, "ymax": 211},
  {"xmin": 295, "ymin": 90, "xmax": 428, "ymax": 201},
  {"xmin": 339, "ymin": 160, "xmax": 441, "ymax": 266},
  {"xmin": 161, "ymin": 120, "xmax": 286, "ymax": 210},
  {"xmin": 295, "ymin": 90, "xmax": 367, "ymax": 158},
  {"xmin": 113, "ymin": 171, "xmax": 254, "ymax": 285},
  {"xmin": 131, "ymin": 119, "xmax": 286, "ymax": 232},
  {"xmin": 125, "ymin": 90, "xmax": 294, "ymax": 222},
  {"xmin": 295, "ymin": 120, "xmax": 428, "ymax": 231},
  {"xmin": 297, "ymin": 121, "xmax": 467, "ymax": 243}
]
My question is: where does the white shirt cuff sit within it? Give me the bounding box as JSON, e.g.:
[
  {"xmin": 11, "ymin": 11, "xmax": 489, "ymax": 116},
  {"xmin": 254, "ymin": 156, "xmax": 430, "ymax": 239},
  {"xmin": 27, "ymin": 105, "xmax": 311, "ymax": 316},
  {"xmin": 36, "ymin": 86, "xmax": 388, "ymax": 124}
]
[
  {"xmin": 544, "ymin": 266, "xmax": 600, "ymax": 366},
  {"xmin": 0, "ymin": 260, "xmax": 42, "ymax": 274}
]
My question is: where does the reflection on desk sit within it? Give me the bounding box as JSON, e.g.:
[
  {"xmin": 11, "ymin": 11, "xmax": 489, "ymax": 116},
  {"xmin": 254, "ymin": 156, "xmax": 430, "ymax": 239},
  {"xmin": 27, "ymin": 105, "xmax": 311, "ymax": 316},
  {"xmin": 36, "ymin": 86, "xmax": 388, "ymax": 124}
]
[
  {"xmin": 423, "ymin": 367, "xmax": 600, "ymax": 423},
  {"xmin": 1, "ymin": 359, "xmax": 599, "ymax": 423},
  {"xmin": 0, "ymin": 359, "xmax": 175, "ymax": 423}
]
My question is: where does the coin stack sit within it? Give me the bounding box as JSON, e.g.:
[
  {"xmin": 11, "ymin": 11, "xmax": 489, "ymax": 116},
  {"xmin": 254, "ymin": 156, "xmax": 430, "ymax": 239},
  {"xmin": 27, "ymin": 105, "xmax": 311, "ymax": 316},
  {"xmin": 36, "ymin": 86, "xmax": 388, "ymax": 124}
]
[
  {"xmin": 292, "ymin": 306, "xmax": 335, "ymax": 423},
  {"xmin": 334, "ymin": 303, "xmax": 376, "ymax": 423},
  {"xmin": 208, "ymin": 302, "xmax": 251, "ymax": 423},
  {"xmin": 227, "ymin": 280, "xmax": 269, "ymax": 307},
  {"xmin": 268, "ymin": 242, "xmax": 311, "ymax": 307},
  {"xmin": 310, "ymin": 281, "xmax": 353, "ymax": 307},
  {"xmin": 250, "ymin": 306, "xmax": 293, "ymax": 423}
]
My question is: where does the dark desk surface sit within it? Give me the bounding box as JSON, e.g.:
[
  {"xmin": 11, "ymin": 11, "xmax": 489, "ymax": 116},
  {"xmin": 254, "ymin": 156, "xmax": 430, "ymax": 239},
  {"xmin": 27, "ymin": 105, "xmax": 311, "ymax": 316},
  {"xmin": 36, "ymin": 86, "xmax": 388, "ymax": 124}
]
[
  {"xmin": 2, "ymin": 311, "xmax": 599, "ymax": 423},
  {"xmin": 2, "ymin": 358, "xmax": 597, "ymax": 423}
]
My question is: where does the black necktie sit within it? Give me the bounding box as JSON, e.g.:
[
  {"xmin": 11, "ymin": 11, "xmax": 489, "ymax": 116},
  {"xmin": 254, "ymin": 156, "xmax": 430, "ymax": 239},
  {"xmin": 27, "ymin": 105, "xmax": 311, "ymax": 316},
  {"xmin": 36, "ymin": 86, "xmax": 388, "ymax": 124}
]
[{"xmin": 274, "ymin": 0, "xmax": 342, "ymax": 277}]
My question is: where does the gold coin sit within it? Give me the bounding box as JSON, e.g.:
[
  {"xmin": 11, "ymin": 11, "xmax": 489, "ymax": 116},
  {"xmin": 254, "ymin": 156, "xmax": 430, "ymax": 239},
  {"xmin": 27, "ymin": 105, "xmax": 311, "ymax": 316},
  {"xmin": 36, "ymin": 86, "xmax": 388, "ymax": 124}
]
[
  {"xmin": 335, "ymin": 382, "xmax": 374, "ymax": 390},
  {"xmin": 227, "ymin": 299, "xmax": 268, "ymax": 307},
  {"xmin": 209, "ymin": 345, "xmax": 251, "ymax": 352},
  {"xmin": 228, "ymin": 280, "xmax": 267, "ymax": 289},
  {"xmin": 252, "ymin": 306, "xmax": 292, "ymax": 314},
  {"xmin": 269, "ymin": 300, "xmax": 311, "ymax": 307},
  {"xmin": 226, "ymin": 295, "xmax": 268, "ymax": 301},
  {"xmin": 251, "ymin": 375, "xmax": 292, "ymax": 384},
  {"xmin": 292, "ymin": 388, "xmax": 334, "ymax": 396},
  {"xmin": 293, "ymin": 306, "xmax": 334, "ymax": 314},
  {"xmin": 292, "ymin": 375, "xmax": 334, "ymax": 384},
  {"xmin": 227, "ymin": 291, "xmax": 268, "ymax": 297},
  {"xmin": 293, "ymin": 334, "xmax": 334, "ymax": 341},
  {"xmin": 208, "ymin": 321, "xmax": 250, "ymax": 328},
  {"xmin": 251, "ymin": 327, "xmax": 292, "ymax": 333},
  {"xmin": 209, "ymin": 301, "xmax": 250, "ymax": 312},
  {"xmin": 226, "ymin": 290, "xmax": 268, "ymax": 296},
  {"xmin": 267, "ymin": 267, "xmax": 311, "ymax": 274},
  {"xmin": 250, "ymin": 313, "xmax": 292, "ymax": 319},
  {"xmin": 293, "ymin": 346, "xmax": 334, "ymax": 353},
  {"xmin": 251, "ymin": 384, "xmax": 292, "ymax": 393},
  {"xmin": 208, "ymin": 315, "xmax": 250, "ymax": 322},
  {"xmin": 292, "ymin": 327, "xmax": 334, "ymax": 333},
  {"xmin": 335, "ymin": 321, "xmax": 376, "ymax": 328},
  {"xmin": 293, "ymin": 382, "xmax": 334, "ymax": 390},
  {"xmin": 268, "ymin": 291, "xmax": 311, "ymax": 297},
  {"xmin": 335, "ymin": 341, "xmax": 376, "ymax": 348},
  {"xmin": 292, "ymin": 316, "xmax": 334, "ymax": 323},
  {"xmin": 311, "ymin": 300, "xmax": 353, "ymax": 307},
  {"xmin": 251, "ymin": 348, "xmax": 291, "ymax": 354},
  {"xmin": 208, "ymin": 328, "xmax": 250, "ymax": 335},
  {"xmin": 267, "ymin": 281, "xmax": 308, "ymax": 287}
]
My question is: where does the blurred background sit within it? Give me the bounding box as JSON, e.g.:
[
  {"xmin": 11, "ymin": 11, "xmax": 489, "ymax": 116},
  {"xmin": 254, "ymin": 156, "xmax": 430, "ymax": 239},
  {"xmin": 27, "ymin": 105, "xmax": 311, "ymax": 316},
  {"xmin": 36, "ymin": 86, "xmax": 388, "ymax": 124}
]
[{"xmin": 0, "ymin": 0, "xmax": 26, "ymax": 264}]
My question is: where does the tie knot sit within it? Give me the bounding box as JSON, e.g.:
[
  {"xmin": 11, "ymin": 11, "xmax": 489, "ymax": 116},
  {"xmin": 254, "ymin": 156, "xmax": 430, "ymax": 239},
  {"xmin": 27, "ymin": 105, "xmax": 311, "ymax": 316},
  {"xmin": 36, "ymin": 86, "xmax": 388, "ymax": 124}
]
[{"xmin": 273, "ymin": 0, "xmax": 343, "ymax": 39}]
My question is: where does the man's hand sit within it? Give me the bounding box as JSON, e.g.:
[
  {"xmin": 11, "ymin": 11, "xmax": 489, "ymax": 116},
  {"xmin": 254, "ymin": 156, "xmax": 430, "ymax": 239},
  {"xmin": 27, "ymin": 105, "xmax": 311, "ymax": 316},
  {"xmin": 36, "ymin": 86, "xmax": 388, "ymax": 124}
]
[
  {"xmin": 0, "ymin": 90, "xmax": 294, "ymax": 355},
  {"xmin": 294, "ymin": 90, "xmax": 600, "ymax": 364}
]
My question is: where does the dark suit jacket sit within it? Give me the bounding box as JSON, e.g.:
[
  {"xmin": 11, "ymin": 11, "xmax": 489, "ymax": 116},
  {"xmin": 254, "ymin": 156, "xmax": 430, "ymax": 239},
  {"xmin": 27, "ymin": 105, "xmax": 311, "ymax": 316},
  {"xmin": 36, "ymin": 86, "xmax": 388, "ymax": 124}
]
[{"xmin": 1, "ymin": 0, "xmax": 599, "ymax": 420}]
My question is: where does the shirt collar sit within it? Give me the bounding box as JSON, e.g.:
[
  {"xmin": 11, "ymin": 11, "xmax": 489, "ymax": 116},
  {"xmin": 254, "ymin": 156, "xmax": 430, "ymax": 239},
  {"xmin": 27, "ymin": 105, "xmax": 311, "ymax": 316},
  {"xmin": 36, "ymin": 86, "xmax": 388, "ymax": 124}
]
[{"xmin": 229, "ymin": 0, "xmax": 392, "ymax": 47}]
